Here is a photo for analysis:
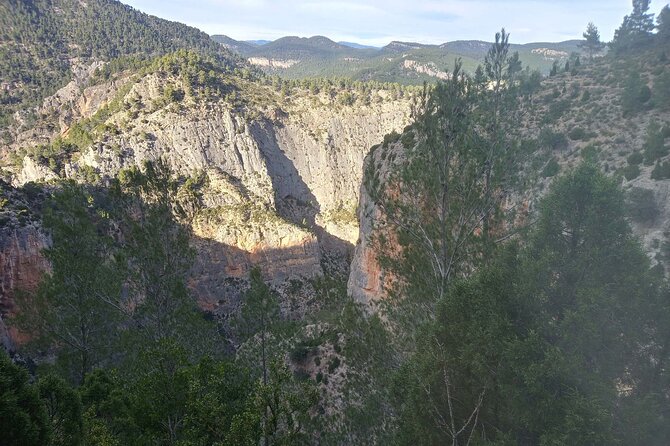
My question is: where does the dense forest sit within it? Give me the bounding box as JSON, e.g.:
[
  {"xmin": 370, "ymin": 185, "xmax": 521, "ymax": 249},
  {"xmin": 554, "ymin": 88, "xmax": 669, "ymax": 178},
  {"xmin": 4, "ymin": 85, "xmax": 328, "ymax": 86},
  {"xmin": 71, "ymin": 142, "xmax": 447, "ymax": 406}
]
[
  {"xmin": 2, "ymin": 0, "xmax": 670, "ymax": 445},
  {"xmin": 0, "ymin": 0, "xmax": 241, "ymax": 128}
]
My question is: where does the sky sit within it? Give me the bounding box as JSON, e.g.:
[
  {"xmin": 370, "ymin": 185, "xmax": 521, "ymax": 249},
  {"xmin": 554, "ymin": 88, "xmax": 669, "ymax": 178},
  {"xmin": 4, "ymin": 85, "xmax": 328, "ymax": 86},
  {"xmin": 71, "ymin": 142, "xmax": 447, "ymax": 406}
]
[{"xmin": 120, "ymin": 0, "xmax": 668, "ymax": 46}]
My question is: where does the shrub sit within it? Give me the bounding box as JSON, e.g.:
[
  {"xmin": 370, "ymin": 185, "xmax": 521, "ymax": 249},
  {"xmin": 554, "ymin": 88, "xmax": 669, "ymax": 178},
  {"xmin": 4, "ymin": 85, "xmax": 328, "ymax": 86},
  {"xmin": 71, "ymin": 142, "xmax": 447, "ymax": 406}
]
[
  {"xmin": 382, "ymin": 130, "xmax": 400, "ymax": 148},
  {"xmin": 653, "ymin": 71, "xmax": 670, "ymax": 110},
  {"xmin": 621, "ymin": 72, "xmax": 652, "ymax": 116},
  {"xmin": 328, "ymin": 357, "xmax": 341, "ymax": 373},
  {"xmin": 627, "ymin": 152, "xmax": 644, "ymax": 165},
  {"xmin": 542, "ymin": 158, "xmax": 560, "ymax": 177},
  {"xmin": 651, "ymin": 161, "xmax": 670, "ymax": 180},
  {"xmin": 539, "ymin": 129, "xmax": 568, "ymax": 151},
  {"xmin": 622, "ymin": 164, "xmax": 641, "ymax": 180},
  {"xmin": 581, "ymin": 144, "xmax": 599, "ymax": 162},
  {"xmin": 568, "ymin": 127, "xmax": 588, "ymax": 141},
  {"xmin": 643, "ymin": 121, "xmax": 669, "ymax": 164},
  {"xmin": 626, "ymin": 187, "xmax": 659, "ymax": 223},
  {"xmin": 290, "ymin": 344, "xmax": 314, "ymax": 363}
]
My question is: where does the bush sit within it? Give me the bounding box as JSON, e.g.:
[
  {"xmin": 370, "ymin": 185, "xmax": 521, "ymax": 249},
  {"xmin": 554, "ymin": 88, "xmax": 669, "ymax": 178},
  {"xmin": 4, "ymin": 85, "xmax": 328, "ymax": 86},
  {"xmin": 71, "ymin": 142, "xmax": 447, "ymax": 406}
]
[
  {"xmin": 382, "ymin": 130, "xmax": 400, "ymax": 148},
  {"xmin": 626, "ymin": 187, "xmax": 658, "ymax": 223},
  {"xmin": 581, "ymin": 144, "xmax": 599, "ymax": 162},
  {"xmin": 542, "ymin": 158, "xmax": 561, "ymax": 177},
  {"xmin": 651, "ymin": 161, "xmax": 670, "ymax": 180},
  {"xmin": 643, "ymin": 121, "xmax": 669, "ymax": 164},
  {"xmin": 290, "ymin": 344, "xmax": 314, "ymax": 363},
  {"xmin": 627, "ymin": 152, "xmax": 644, "ymax": 165},
  {"xmin": 328, "ymin": 357, "xmax": 341, "ymax": 373},
  {"xmin": 622, "ymin": 72, "xmax": 652, "ymax": 116},
  {"xmin": 622, "ymin": 164, "xmax": 641, "ymax": 180},
  {"xmin": 653, "ymin": 71, "xmax": 670, "ymax": 111},
  {"xmin": 0, "ymin": 353, "xmax": 49, "ymax": 444},
  {"xmin": 539, "ymin": 129, "xmax": 569, "ymax": 151},
  {"xmin": 568, "ymin": 127, "xmax": 588, "ymax": 141}
]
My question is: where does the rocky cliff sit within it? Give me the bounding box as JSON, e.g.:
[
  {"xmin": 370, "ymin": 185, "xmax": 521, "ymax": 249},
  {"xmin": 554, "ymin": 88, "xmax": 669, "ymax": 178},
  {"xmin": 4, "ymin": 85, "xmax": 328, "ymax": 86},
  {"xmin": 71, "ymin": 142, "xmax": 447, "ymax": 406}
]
[
  {"xmin": 1, "ymin": 61, "xmax": 414, "ymax": 332},
  {"xmin": 0, "ymin": 182, "xmax": 50, "ymax": 350}
]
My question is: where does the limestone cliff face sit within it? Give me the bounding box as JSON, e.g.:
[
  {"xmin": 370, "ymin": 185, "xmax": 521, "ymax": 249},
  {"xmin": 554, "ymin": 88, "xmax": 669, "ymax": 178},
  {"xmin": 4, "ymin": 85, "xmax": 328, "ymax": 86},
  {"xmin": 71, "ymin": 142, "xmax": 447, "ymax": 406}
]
[
  {"xmin": 8, "ymin": 71, "xmax": 413, "ymax": 319},
  {"xmin": 0, "ymin": 224, "xmax": 50, "ymax": 350},
  {"xmin": 346, "ymin": 138, "xmax": 406, "ymax": 308}
]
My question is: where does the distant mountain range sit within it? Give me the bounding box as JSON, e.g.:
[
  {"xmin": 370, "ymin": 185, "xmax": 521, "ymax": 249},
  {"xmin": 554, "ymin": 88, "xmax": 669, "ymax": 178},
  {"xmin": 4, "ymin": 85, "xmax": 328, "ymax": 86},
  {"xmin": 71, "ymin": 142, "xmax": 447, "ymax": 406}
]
[{"xmin": 211, "ymin": 34, "xmax": 587, "ymax": 83}]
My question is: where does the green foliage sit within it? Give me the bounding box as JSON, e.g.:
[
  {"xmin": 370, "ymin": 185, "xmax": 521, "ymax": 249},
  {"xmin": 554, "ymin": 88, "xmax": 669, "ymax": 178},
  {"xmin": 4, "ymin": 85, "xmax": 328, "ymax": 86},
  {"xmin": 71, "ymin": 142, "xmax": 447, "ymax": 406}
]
[
  {"xmin": 542, "ymin": 157, "xmax": 561, "ymax": 177},
  {"xmin": 611, "ymin": 0, "xmax": 656, "ymax": 53},
  {"xmin": 653, "ymin": 70, "xmax": 670, "ymax": 111},
  {"xmin": 568, "ymin": 127, "xmax": 590, "ymax": 141},
  {"xmin": 623, "ymin": 163, "xmax": 641, "ymax": 180},
  {"xmin": 253, "ymin": 360, "xmax": 318, "ymax": 446},
  {"xmin": 626, "ymin": 187, "xmax": 659, "ymax": 223},
  {"xmin": 37, "ymin": 374, "xmax": 83, "ymax": 446},
  {"xmin": 621, "ymin": 71, "xmax": 652, "ymax": 116},
  {"xmin": 78, "ymin": 346, "xmax": 260, "ymax": 446},
  {"xmin": 394, "ymin": 163, "xmax": 666, "ymax": 443},
  {"xmin": 327, "ymin": 357, "xmax": 341, "ymax": 373},
  {"xmin": 539, "ymin": 128, "xmax": 569, "ymax": 151},
  {"xmin": 118, "ymin": 160, "xmax": 215, "ymax": 353},
  {"xmin": 579, "ymin": 22, "xmax": 605, "ymax": 60},
  {"xmin": 651, "ymin": 160, "xmax": 670, "ymax": 180},
  {"xmin": 0, "ymin": 353, "xmax": 49, "ymax": 445},
  {"xmin": 643, "ymin": 121, "xmax": 669, "ymax": 164},
  {"xmin": 15, "ymin": 183, "xmax": 123, "ymax": 384},
  {"xmin": 628, "ymin": 151, "xmax": 644, "ymax": 165},
  {"xmin": 658, "ymin": 5, "xmax": 670, "ymax": 42}
]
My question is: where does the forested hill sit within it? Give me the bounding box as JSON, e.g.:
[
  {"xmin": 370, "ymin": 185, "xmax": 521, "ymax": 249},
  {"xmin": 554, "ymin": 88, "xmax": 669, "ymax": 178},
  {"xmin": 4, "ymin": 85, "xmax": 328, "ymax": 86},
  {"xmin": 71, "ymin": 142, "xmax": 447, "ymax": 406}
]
[
  {"xmin": 0, "ymin": 0, "xmax": 242, "ymax": 127},
  {"xmin": 212, "ymin": 33, "xmax": 585, "ymax": 83}
]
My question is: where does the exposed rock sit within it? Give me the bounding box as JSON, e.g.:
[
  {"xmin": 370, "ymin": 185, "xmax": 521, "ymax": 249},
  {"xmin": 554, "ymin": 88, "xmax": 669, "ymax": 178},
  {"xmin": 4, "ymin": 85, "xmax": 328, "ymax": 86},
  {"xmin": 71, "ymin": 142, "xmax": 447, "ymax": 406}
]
[
  {"xmin": 403, "ymin": 60, "xmax": 450, "ymax": 80},
  {"xmin": 248, "ymin": 57, "xmax": 300, "ymax": 69},
  {"xmin": 531, "ymin": 48, "xmax": 569, "ymax": 60},
  {"xmin": 347, "ymin": 140, "xmax": 403, "ymax": 307},
  {"xmin": 0, "ymin": 225, "xmax": 50, "ymax": 350},
  {"xmin": 16, "ymin": 156, "xmax": 59, "ymax": 185}
]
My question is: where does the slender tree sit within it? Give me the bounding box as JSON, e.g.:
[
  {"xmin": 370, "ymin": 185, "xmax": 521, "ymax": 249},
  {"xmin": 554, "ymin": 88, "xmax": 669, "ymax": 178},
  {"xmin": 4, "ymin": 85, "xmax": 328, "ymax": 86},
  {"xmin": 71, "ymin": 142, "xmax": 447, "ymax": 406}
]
[
  {"xmin": 612, "ymin": 0, "xmax": 656, "ymax": 53},
  {"xmin": 579, "ymin": 22, "xmax": 605, "ymax": 60},
  {"xmin": 117, "ymin": 160, "xmax": 214, "ymax": 356},
  {"xmin": 658, "ymin": 5, "xmax": 670, "ymax": 41},
  {"xmin": 15, "ymin": 183, "xmax": 123, "ymax": 384}
]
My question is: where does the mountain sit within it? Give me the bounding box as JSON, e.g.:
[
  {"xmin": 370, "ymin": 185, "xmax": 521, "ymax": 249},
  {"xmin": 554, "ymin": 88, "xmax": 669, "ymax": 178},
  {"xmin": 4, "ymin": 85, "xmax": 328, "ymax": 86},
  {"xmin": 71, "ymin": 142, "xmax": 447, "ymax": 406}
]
[
  {"xmin": 382, "ymin": 40, "xmax": 437, "ymax": 52},
  {"xmin": 338, "ymin": 41, "xmax": 380, "ymax": 50},
  {"xmin": 218, "ymin": 33, "xmax": 595, "ymax": 83},
  {"xmin": 211, "ymin": 34, "xmax": 258, "ymax": 54},
  {"xmin": 0, "ymin": 0, "xmax": 241, "ymax": 129}
]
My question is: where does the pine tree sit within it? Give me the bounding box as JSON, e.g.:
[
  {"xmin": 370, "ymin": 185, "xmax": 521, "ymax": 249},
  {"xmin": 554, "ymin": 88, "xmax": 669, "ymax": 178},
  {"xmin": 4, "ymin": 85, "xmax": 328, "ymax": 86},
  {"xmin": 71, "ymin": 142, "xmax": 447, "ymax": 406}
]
[
  {"xmin": 15, "ymin": 184, "xmax": 123, "ymax": 384},
  {"xmin": 658, "ymin": 5, "xmax": 670, "ymax": 42},
  {"xmin": 579, "ymin": 22, "xmax": 605, "ymax": 60},
  {"xmin": 611, "ymin": 0, "xmax": 656, "ymax": 53}
]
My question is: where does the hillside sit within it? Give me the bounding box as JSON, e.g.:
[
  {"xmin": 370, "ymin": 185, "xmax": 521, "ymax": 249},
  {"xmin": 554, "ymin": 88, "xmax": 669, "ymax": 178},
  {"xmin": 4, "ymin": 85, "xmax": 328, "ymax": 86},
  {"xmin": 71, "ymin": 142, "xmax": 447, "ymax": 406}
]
[{"xmin": 0, "ymin": 0, "xmax": 241, "ymax": 133}]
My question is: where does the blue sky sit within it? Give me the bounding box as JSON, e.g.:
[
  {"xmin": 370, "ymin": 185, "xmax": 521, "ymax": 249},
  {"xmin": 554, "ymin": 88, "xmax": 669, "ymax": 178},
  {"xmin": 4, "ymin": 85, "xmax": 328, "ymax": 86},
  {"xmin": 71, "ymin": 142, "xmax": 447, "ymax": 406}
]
[{"xmin": 121, "ymin": 0, "xmax": 668, "ymax": 46}]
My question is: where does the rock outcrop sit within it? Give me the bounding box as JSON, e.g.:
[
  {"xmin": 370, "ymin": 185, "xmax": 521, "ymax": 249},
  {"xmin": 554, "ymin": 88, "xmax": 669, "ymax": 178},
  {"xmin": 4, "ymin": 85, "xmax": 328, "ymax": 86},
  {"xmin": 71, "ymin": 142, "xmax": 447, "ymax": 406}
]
[
  {"xmin": 0, "ymin": 225, "xmax": 49, "ymax": 350},
  {"xmin": 5, "ymin": 70, "xmax": 414, "ymax": 330}
]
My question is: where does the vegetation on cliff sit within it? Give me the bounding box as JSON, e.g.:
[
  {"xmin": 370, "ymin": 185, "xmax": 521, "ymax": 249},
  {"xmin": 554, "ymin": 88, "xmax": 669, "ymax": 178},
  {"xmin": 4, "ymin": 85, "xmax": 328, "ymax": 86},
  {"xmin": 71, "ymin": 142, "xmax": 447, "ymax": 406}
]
[{"xmin": 2, "ymin": 0, "xmax": 670, "ymax": 445}]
